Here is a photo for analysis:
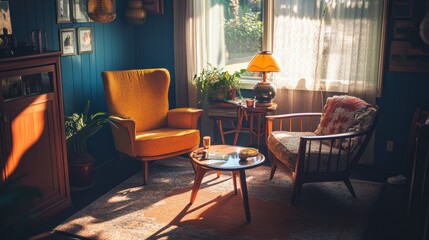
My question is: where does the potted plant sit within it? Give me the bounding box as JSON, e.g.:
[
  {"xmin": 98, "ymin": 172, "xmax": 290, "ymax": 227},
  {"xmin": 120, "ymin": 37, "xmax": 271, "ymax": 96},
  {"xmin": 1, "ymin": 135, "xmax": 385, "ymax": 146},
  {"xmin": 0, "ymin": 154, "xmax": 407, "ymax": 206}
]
[
  {"xmin": 65, "ymin": 100, "xmax": 115, "ymax": 189},
  {"xmin": 191, "ymin": 64, "xmax": 246, "ymax": 103}
]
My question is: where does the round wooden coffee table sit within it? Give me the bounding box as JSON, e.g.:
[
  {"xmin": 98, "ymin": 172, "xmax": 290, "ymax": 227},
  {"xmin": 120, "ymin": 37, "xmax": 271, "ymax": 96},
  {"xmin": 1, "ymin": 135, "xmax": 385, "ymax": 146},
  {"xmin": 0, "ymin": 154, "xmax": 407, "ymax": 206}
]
[{"xmin": 189, "ymin": 145, "xmax": 265, "ymax": 222}]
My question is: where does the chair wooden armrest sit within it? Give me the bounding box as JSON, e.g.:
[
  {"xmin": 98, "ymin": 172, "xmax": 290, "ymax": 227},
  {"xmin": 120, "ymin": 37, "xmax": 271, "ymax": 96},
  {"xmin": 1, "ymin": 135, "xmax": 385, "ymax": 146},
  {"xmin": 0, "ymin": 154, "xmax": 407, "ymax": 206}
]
[
  {"xmin": 295, "ymin": 126, "xmax": 374, "ymax": 177},
  {"xmin": 266, "ymin": 112, "xmax": 322, "ymax": 139},
  {"xmin": 167, "ymin": 108, "xmax": 203, "ymax": 129},
  {"xmin": 109, "ymin": 115, "xmax": 136, "ymax": 156}
]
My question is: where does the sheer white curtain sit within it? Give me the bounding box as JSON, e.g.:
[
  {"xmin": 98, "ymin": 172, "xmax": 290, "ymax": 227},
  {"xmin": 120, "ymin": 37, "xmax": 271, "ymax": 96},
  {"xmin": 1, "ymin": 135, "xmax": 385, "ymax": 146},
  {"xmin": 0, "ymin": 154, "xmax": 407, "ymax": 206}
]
[
  {"xmin": 174, "ymin": 0, "xmax": 226, "ymax": 137},
  {"xmin": 272, "ymin": 0, "xmax": 384, "ymax": 103},
  {"xmin": 271, "ymin": 0, "xmax": 385, "ymax": 164}
]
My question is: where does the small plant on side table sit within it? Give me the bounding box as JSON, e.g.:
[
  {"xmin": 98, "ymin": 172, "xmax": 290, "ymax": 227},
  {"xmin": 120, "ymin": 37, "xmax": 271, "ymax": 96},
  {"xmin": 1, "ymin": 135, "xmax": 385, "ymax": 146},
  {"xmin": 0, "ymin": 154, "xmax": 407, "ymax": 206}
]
[{"xmin": 191, "ymin": 64, "xmax": 246, "ymax": 103}]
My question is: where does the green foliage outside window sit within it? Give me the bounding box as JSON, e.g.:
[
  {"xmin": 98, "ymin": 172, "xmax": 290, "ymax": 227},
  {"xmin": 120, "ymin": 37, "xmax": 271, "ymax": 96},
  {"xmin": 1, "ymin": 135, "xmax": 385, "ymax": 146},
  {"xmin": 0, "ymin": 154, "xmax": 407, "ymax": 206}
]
[{"xmin": 224, "ymin": 11, "xmax": 262, "ymax": 60}]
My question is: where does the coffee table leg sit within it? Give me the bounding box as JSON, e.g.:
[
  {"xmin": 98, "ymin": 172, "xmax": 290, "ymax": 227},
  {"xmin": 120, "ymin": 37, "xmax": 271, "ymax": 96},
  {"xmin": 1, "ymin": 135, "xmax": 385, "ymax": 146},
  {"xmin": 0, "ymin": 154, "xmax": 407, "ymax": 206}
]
[
  {"xmin": 239, "ymin": 170, "xmax": 251, "ymax": 222},
  {"xmin": 232, "ymin": 171, "xmax": 238, "ymax": 195},
  {"xmin": 190, "ymin": 166, "xmax": 207, "ymax": 204}
]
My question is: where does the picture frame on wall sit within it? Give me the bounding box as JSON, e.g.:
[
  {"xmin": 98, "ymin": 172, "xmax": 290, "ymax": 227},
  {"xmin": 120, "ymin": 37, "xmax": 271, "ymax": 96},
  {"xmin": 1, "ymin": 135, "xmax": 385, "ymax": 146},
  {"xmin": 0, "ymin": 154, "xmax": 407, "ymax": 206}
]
[
  {"xmin": 60, "ymin": 28, "xmax": 76, "ymax": 56},
  {"xmin": 73, "ymin": 0, "xmax": 92, "ymax": 22},
  {"xmin": 0, "ymin": 1, "xmax": 12, "ymax": 35},
  {"xmin": 77, "ymin": 27, "xmax": 93, "ymax": 54},
  {"xmin": 56, "ymin": 0, "xmax": 72, "ymax": 23},
  {"xmin": 143, "ymin": 0, "xmax": 164, "ymax": 15}
]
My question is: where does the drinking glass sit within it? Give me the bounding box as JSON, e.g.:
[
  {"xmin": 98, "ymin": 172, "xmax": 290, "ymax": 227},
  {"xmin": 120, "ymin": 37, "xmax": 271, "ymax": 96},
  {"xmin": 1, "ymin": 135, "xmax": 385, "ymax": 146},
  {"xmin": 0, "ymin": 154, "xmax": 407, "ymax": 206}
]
[{"xmin": 203, "ymin": 136, "xmax": 211, "ymax": 149}]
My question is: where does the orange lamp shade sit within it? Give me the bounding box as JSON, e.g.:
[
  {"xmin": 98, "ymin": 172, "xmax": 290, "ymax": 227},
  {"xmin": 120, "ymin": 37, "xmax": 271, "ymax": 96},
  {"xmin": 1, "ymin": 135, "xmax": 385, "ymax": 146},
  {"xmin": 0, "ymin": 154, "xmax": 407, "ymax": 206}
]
[{"xmin": 247, "ymin": 51, "xmax": 280, "ymax": 73}]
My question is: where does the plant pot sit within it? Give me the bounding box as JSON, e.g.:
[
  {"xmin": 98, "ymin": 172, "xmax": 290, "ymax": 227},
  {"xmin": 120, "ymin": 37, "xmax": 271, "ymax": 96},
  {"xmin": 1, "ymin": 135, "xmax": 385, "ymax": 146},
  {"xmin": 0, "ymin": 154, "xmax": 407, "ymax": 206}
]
[
  {"xmin": 69, "ymin": 158, "xmax": 95, "ymax": 190},
  {"xmin": 208, "ymin": 89, "xmax": 226, "ymax": 102},
  {"xmin": 227, "ymin": 88, "xmax": 237, "ymax": 100}
]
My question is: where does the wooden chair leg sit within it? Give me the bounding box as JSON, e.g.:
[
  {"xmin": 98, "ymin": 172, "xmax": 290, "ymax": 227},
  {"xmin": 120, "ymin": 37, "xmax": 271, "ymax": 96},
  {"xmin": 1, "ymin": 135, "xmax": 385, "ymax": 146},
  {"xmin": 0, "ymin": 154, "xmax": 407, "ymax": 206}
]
[
  {"xmin": 291, "ymin": 180, "xmax": 302, "ymax": 205},
  {"xmin": 270, "ymin": 159, "xmax": 277, "ymax": 180},
  {"xmin": 268, "ymin": 151, "xmax": 278, "ymax": 180},
  {"xmin": 270, "ymin": 164, "xmax": 277, "ymax": 180},
  {"xmin": 343, "ymin": 178, "xmax": 356, "ymax": 198},
  {"xmin": 142, "ymin": 161, "xmax": 149, "ymax": 185}
]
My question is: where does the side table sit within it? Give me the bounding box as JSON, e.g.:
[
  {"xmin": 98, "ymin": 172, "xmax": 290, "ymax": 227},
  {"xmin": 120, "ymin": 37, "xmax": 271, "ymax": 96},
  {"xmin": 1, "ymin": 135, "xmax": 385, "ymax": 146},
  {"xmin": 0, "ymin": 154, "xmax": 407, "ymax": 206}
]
[
  {"xmin": 235, "ymin": 102, "xmax": 277, "ymax": 147},
  {"xmin": 209, "ymin": 101, "xmax": 277, "ymax": 147}
]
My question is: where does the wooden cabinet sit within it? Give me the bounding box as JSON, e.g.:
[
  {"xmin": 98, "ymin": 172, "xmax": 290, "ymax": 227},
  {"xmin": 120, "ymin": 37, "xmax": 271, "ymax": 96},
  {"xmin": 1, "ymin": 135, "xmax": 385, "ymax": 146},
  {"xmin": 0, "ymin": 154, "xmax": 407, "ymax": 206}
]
[{"xmin": 0, "ymin": 52, "xmax": 71, "ymax": 224}]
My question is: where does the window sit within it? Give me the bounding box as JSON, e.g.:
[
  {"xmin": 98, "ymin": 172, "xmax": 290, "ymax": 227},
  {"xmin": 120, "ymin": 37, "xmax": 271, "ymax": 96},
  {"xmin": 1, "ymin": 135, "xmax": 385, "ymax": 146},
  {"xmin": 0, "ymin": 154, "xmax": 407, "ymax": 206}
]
[
  {"xmin": 219, "ymin": 0, "xmax": 387, "ymax": 95},
  {"xmin": 223, "ymin": 0, "xmax": 264, "ymax": 80}
]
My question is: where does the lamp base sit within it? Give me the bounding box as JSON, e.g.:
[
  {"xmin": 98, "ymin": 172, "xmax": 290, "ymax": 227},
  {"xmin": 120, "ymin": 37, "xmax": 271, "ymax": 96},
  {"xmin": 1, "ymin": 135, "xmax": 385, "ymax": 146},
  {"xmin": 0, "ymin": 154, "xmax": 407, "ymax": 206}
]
[{"xmin": 253, "ymin": 80, "xmax": 276, "ymax": 105}]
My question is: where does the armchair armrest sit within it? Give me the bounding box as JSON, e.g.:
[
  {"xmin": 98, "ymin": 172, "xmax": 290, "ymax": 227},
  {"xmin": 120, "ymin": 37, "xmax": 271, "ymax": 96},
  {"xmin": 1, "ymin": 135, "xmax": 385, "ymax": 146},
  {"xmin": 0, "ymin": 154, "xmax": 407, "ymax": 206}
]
[
  {"xmin": 295, "ymin": 129, "xmax": 374, "ymax": 173},
  {"xmin": 167, "ymin": 108, "xmax": 203, "ymax": 129},
  {"xmin": 109, "ymin": 115, "xmax": 136, "ymax": 156},
  {"xmin": 266, "ymin": 112, "xmax": 322, "ymax": 139}
]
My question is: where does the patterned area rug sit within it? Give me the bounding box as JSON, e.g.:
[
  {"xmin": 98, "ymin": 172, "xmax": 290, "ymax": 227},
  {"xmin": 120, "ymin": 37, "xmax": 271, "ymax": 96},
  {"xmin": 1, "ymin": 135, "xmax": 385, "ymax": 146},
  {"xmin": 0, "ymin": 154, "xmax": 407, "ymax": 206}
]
[{"xmin": 55, "ymin": 157, "xmax": 382, "ymax": 240}]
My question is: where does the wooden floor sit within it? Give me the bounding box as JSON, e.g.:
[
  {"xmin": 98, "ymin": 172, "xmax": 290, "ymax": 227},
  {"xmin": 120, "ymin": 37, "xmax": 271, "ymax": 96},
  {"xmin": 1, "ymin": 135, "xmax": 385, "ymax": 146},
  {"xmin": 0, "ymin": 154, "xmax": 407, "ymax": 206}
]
[{"xmin": 22, "ymin": 146, "xmax": 412, "ymax": 240}]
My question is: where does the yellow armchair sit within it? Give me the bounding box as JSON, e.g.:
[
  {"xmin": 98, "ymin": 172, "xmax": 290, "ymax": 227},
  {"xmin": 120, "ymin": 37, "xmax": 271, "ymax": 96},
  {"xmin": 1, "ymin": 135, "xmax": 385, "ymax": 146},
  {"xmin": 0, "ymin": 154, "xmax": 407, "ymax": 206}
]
[{"xmin": 102, "ymin": 68, "xmax": 203, "ymax": 184}]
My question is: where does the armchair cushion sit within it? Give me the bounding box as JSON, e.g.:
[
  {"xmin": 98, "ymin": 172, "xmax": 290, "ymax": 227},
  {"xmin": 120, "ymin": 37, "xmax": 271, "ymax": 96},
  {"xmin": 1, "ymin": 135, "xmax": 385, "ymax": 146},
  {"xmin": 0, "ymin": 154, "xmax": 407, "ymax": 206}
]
[
  {"xmin": 314, "ymin": 95, "xmax": 376, "ymax": 148},
  {"xmin": 268, "ymin": 131, "xmax": 348, "ymax": 172},
  {"xmin": 135, "ymin": 128, "xmax": 200, "ymax": 157}
]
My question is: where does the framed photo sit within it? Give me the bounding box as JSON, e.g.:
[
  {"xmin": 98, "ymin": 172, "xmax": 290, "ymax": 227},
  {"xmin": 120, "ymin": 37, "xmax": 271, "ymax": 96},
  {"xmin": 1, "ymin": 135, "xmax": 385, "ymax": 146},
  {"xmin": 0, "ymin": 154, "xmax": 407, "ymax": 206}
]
[
  {"xmin": 389, "ymin": 41, "xmax": 429, "ymax": 73},
  {"xmin": 0, "ymin": 1, "xmax": 12, "ymax": 35},
  {"xmin": 56, "ymin": 0, "xmax": 72, "ymax": 23},
  {"xmin": 60, "ymin": 28, "xmax": 76, "ymax": 56},
  {"xmin": 73, "ymin": 0, "xmax": 92, "ymax": 22},
  {"xmin": 77, "ymin": 27, "xmax": 93, "ymax": 54},
  {"xmin": 143, "ymin": 0, "xmax": 164, "ymax": 15}
]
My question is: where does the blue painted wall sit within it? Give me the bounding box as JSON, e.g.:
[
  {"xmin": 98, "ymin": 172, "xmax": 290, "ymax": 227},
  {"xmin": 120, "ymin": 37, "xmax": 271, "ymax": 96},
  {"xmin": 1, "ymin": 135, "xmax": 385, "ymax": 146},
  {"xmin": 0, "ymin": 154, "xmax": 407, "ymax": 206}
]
[
  {"xmin": 8, "ymin": 0, "xmax": 429, "ymax": 175},
  {"xmin": 374, "ymin": 0, "xmax": 429, "ymax": 175},
  {"xmin": 8, "ymin": 0, "xmax": 136, "ymax": 162},
  {"xmin": 9, "ymin": 0, "xmax": 136, "ymax": 113},
  {"xmin": 134, "ymin": 0, "xmax": 176, "ymax": 108}
]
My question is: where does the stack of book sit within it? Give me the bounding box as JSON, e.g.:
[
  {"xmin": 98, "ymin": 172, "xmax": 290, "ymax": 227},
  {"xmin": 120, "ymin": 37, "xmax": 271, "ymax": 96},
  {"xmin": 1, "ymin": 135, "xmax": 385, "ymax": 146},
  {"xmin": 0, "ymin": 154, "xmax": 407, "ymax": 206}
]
[
  {"xmin": 208, "ymin": 99, "xmax": 241, "ymax": 118},
  {"xmin": 208, "ymin": 107, "xmax": 237, "ymax": 118}
]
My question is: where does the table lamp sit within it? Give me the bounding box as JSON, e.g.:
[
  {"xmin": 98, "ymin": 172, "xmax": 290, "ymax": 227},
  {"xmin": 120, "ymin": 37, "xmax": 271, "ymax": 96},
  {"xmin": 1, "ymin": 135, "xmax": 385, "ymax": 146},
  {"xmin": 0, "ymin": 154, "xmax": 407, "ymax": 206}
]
[{"xmin": 246, "ymin": 51, "xmax": 280, "ymax": 107}]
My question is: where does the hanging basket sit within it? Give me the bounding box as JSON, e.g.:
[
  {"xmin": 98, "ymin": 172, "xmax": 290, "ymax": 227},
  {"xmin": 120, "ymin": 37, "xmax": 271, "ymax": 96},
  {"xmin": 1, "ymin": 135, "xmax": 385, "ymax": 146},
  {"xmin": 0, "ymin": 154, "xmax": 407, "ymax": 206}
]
[{"xmin": 88, "ymin": 0, "xmax": 117, "ymax": 23}]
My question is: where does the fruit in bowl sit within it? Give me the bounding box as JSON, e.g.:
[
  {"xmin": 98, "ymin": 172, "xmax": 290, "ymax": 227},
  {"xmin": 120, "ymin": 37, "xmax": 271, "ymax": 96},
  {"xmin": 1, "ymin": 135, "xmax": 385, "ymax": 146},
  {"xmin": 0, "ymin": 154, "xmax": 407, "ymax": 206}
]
[{"xmin": 239, "ymin": 148, "xmax": 259, "ymax": 161}]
